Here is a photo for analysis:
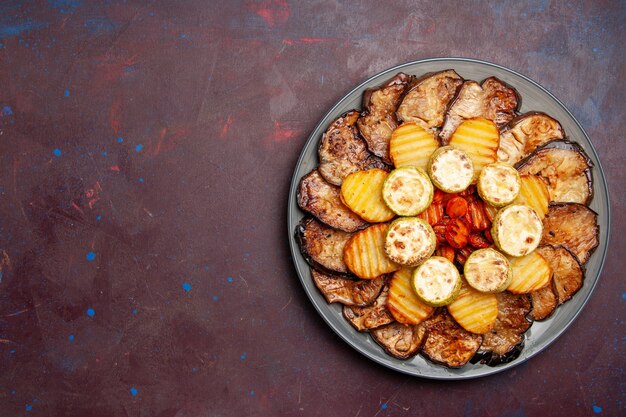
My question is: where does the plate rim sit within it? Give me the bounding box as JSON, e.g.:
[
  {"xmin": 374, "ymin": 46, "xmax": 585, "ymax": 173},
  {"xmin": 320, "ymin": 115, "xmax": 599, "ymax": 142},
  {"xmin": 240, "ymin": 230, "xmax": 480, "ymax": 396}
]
[{"xmin": 287, "ymin": 57, "xmax": 611, "ymax": 380}]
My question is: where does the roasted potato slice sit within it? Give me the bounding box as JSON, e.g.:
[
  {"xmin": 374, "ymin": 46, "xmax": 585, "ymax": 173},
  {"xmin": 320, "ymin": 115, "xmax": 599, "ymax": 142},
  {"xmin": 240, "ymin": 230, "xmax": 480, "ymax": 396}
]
[
  {"xmin": 396, "ymin": 69, "xmax": 463, "ymax": 128},
  {"xmin": 448, "ymin": 117, "xmax": 500, "ymax": 176},
  {"xmin": 296, "ymin": 217, "xmax": 352, "ymax": 274},
  {"xmin": 343, "ymin": 284, "xmax": 394, "ymax": 331},
  {"xmin": 297, "ymin": 169, "xmax": 368, "ymax": 232},
  {"xmin": 371, "ymin": 321, "xmax": 427, "ymax": 359},
  {"xmin": 389, "ymin": 122, "xmax": 440, "ymax": 171},
  {"xmin": 387, "ymin": 268, "xmax": 434, "ymax": 325},
  {"xmin": 541, "ymin": 203, "xmax": 599, "ymax": 264},
  {"xmin": 514, "ymin": 174, "xmax": 550, "ymax": 220},
  {"xmin": 421, "ymin": 310, "xmax": 483, "ymax": 368},
  {"xmin": 311, "ymin": 269, "xmax": 386, "ymax": 307},
  {"xmin": 516, "ymin": 140, "xmax": 593, "ymax": 205},
  {"xmin": 536, "ymin": 245, "xmax": 584, "ymax": 304},
  {"xmin": 507, "ymin": 251, "xmax": 552, "ymax": 294},
  {"xmin": 318, "ymin": 110, "xmax": 387, "ymax": 185},
  {"xmin": 529, "ymin": 282, "xmax": 558, "ymax": 321},
  {"xmin": 447, "ymin": 282, "xmax": 498, "ymax": 334},
  {"xmin": 474, "ymin": 291, "xmax": 532, "ymax": 365},
  {"xmin": 344, "ymin": 223, "xmax": 400, "ymax": 279},
  {"xmin": 498, "ymin": 112, "xmax": 565, "ymax": 165},
  {"xmin": 440, "ymin": 77, "xmax": 519, "ymax": 144},
  {"xmin": 358, "ymin": 73, "xmax": 413, "ymax": 163},
  {"xmin": 341, "ymin": 168, "xmax": 396, "ymax": 223}
]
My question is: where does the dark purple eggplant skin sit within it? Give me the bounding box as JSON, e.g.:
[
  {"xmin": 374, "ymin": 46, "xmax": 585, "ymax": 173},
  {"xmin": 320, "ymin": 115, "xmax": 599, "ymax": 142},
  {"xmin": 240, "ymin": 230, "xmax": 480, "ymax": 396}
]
[
  {"xmin": 295, "ymin": 217, "xmax": 351, "ymax": 276},
  {"xmin": 515, "ymin": 139, "xmax": 594, "ymax": 205}
]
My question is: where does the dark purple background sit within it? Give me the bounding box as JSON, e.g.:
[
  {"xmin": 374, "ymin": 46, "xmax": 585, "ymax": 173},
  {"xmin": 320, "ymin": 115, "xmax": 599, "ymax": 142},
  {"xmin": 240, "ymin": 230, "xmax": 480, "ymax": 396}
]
[{"xmin": 0, "ymin": 1, "xmax": 624, "ymax": 416}]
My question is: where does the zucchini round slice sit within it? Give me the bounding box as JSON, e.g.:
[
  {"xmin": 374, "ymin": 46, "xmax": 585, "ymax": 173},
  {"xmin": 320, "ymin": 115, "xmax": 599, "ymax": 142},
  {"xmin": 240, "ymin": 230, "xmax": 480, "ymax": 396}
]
[
  {"xmin": 477, "ymin": 162, "xmax": 521, "ymax": 207},
  {"xmin": 464, "ymin": 248, "xmax": 512, "ymax": 293},
  {"xmin": 492, "ymin": 204, "xmax": 543, "ymax": 257},
  {"xmin": 384, "ymin": 218, "xmax": 436, "ymax": 267},
  {"xmin": 412, "ymin": 257, "xmax": 462, "ymax": 306},
  {"xmin": 427, "ymin": 146, "xmax": 474, "ymax": 193},
  {"xmin": 382, "ymin": 167, "xmax": 434, "ymax": 216}
]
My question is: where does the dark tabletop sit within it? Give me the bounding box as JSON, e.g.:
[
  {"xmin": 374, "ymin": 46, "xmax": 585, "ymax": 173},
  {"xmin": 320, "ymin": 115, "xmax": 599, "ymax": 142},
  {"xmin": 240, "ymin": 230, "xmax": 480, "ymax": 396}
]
[{"xmin": 0, "ymin": 1, "xmax": 624, "ymax": 416}]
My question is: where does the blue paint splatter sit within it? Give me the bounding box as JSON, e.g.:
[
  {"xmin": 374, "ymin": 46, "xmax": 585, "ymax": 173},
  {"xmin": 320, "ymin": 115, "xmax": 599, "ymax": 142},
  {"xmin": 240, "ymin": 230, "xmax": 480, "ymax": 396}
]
[
  {"xmin": 64, "ymin": 89, "xmax": 70, "ymax": 97},
  {"xmin": 182, "ymin": 282, "xmax": 192, "ymax": 292},
  {"xmin": 138, "ymin": 178, "xmax": 144, "ymax": 183},
  {"xmin": 68, "ymin": 334, "xmax": 75, "ymax": 341},
  {"xmin": 2, "ymin": 106, "xmax": 13, "ymax": 116},
  {"xmin": 132, "ymin": 309, "xmax": 137, "ymax": 315},
  {"xmin": 47, "ymin": 0, "xmax": 82, "ymax": 14},
  {"xmin": 227, "ymin": 277, "xmax": 233, "ymax": 283},
  {"xmin": 250, "ymin": 389, "xmax": 254, "ymax": 396},
  {"xmin": 84, "ymin": 16, "xmax": 119, "ymax": 34},
  {"xmin": 130, "ymin": 387, "xmax": 138, "ymax": 396},
  {"xmin": 240, "ymin": 353, "xmax": 246, "ymax": 360},
  {"xmin": 0, "ymin": 21, "xmax": 49, "ymax": 39},
  {"xmin": 593, "ymin": 405, "xmax": 602, "ymax": 413},
  {"xmin": 86, "ymin": 308, "xmax": 95, "ymax": 317},
  {"xmin": 622, "ymin": 293, "xmax": 626, "ymax": 300},
  {"xmin": 192, "ymin": 367, "xmax": 198, "ymax": 372},
  {"xmin": 102, "ymin": 151, "xmax": 107, "ymax": 156},
  {"xmin": 148, "ymin": 11, "xmax": 155, "ymax": 16},
  {"xmin": 381, "ymin": 403, "xmax": 388, "ymax": 410},
  {"xmin": 180, "ymin": 33, "xmax": 189, "ymax": 39},
  {"xmin": 212, "ymin": 295, "xmax": 218, "ymax": 301},
  {"xmin": 96, "ymin": 215, "xmax": 101, "ymax": 221},
  {"xmin": 11, "ymin": 390, "xmax": 15, "ymax": 395},
  {"xmin": 86, "ymin": 251, "xmax": 96, "ymax": 261},
  {"xmin": 117, "ymin": 136, "xmax": 124, "ymax": 143},
  {"xmin": 135, "ymin": 144, "xmax": 143, "ymax": 152},
  {"xmin": 25, "ymin": 404, "xmax": 33, "ymax": 411},
  {"xmin": 53, "ymin": 148, "xmax": 62, "ymax": 157}
]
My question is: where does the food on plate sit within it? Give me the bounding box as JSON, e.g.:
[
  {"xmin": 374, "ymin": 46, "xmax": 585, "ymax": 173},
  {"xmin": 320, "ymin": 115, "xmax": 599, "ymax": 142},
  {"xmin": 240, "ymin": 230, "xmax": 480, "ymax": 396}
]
[
  {"xmin": 396, "ymin": 69, "xmax": 463, "ymax": 128},
  {"xmin": 297, "ymin": 169, "xmax": 368, "ymax": 232},
  {"xmin": 506, "ymin": 251, "xmax": 552, "ymax": 294},
  {"xmin": 516, "ymin": 140, "xmax": 593, "ymax": 205},
  {"xmin": 498, "ymin": 112, "xmax": 565, "ymax": 165},
  {"xmin": 427, "ymin": 146, "xmax": 474, "ymax": 193},
  {"xmin": 536, "ymin": 245, "xmax": 584, "ymax": 304},
  {"xmin": 371, "ymin": 321, "xmax": 427, "ymax": 359},
  {"xmin": 540, "ymin": 203, "xmax": 599, "ymax": 264},
  {"xmin": 296, "ymin": 217, "xmax": 352, "ymax": 274},
  {"xmin": 343, "ymin": 223, "xmax": 400, "ymax": 279},
  {"xmin": 382, "ymin": 167, "xmax": 433, "ymax": 216},
  {"xmin": 389, "ymin": 122, "xmax": 440, "ymax": 170},
  {"xmin": 386, "ymin": 268, "xmax": 434, "ymax": 325},
  {"xmin": 295, "ymin": 68, "xmax": 601, "ymax": 370},
  {"xmin": 412, "ymin": 257, "xmax": 462, "ymax": 306},
  {"xmin": 343, "ymin": 284, "xmax": 394, "ymax": 331},
  {"xmin": 340, "ymin": 168, "xmax": 395, "ymax": 222},
  {"xmin": 464, "ymin": 248, "xmax": 512, "ymax": 293},
  {"xmin": 318, "ymin": 110, "xmax": 387, "ymax": 186},
  {"xmin": 447, "ymin": 282, "xmax": 498, "ymax": 334},
  {"xmin": 358, "ymin": 73, "xmax": 413, "ymax": 163},
  {"xmin": 492, "ymin": 204, "xmax": 543, "ymax": 257},
  {"xmin": 477, "ymin": 162, "xmax": 521, "ymax": 207},
  {"xmin": 439, "ymin": 77, "xmax": 520, "ymax": 144},
  {"xmin": 384, "ymin": 218, "xmax": 436, "ymax": 266},
  {"xmin": 448, "ymin": 118, "xmax": 500, "ymax": 176},
  {"xmin": 311, "ymin": 269, "xmax": 385, "ymax": 306}
]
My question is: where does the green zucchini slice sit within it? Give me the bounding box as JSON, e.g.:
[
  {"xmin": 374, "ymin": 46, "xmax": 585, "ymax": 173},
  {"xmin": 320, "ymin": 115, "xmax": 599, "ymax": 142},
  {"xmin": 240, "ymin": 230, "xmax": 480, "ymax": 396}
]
[
  {"xmin": 382, "ymin": 167, "xmax": 434, "ymax": 216},
  {"xmin": 412, "ymin": 256, "xmax": 462, "ymax": 306},
  {"xmin": 427, "ymin": 146, "xmax": 474, "ymax": 193},
  {"xmin": 384, "ymin": 217, "xmax": 436, "ymax": 267},
  {"xmin": 477, "ymin": 162, "xmax": 521, "ymax": 207},
  {"xmin": 492, "ymin": 204, "xmax": 543, "ymax": 257},
  {"xmin": 464, "ymin": 248, "xmax": 512, "ymax": 293}
]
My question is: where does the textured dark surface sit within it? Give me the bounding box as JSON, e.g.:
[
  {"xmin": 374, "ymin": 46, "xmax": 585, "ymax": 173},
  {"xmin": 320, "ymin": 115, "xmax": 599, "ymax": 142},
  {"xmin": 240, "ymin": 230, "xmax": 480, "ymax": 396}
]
[{"xmin": 0, "ymin": 1, "xmax": 624, "ymax": 416}]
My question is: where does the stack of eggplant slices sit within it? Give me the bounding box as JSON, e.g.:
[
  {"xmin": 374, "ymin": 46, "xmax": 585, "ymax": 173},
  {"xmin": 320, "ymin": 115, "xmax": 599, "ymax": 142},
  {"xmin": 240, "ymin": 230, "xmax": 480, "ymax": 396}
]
[{"xmin": 295, "ymin": 69, "xmax": 599, "ymax": 368}]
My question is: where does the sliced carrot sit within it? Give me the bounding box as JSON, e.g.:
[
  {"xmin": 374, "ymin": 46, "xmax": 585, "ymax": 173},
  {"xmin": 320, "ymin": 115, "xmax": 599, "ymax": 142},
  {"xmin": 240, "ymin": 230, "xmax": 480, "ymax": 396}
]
[
  {"xmin": 446, "ymin": 197, "xmax": 469, "ymax": 218},
  {"xmin": 445, "ymin": 218, "xmax": 470, "ymax": 249}
]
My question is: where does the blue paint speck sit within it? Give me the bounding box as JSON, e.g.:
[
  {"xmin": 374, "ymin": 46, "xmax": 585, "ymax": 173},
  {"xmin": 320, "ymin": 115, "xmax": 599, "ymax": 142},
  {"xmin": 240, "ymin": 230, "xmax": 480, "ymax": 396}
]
[
  {"xmin": 250, "ymin": 390, "xmax": 254, "ymax": 396},
  {"xmin": 138, "ymin": 178, "xmax": 144, "ymax": 183},
  {"xmin": 227, "ymin": 277, "xmax": 233, "ymax": 283},
  {"xmin": 180, "ymin": 33, "xmax": 188, "ymax": 39},
  {"xmin": 53, "ymin": 148, "xmax": 62, "ymax": 157},
  {"xmin": 68, "ymin": 334, "xmax": 75, "ymax": 341},
  {"xmin": 96, "ymin": 215, "xmax": 101, "ymax": 221},
  {"xmin": 117, "ymin": 136, "xmax": 124, "ymax": 143},
  {"xmin": 192, "ymin": 367, "xmax": 198, "ymax": 372},
  {"xmin": 48, "ymin": 0, "xmax": 82, "ymax": 14},
  {"xmin": 135, "ymin": 144, "xmax": 143, "ymax": 152},
  {"xmin": 64, "ymin": 89, "xmax": 70, "ymax": 97},
  {"xmin": 2, "ymin": 106, "xmax": 13, "ymax": 116},
  {"xmin": 593, "ymin": 405, "xmax": 602, "ymax": 413},
  {"xmin": 9, "ymin": 349, "xmax": 16, "ymax": 354},
  {"xmin": 381, "ymin": 403, "xmax": 388, "ymax": 410},
  {"xmin": 130, "ymin": 387, "xmax": 138, "ymax": 396},
  {"xmin": 0, "ymin": 21, "xmax": 49, "ymax": 39},
  {"xmin": 86, "ymin": 308, "xmax": 95, "ymax": 317},
  {"xmin": 622, "ymin": 293, "xmax": 626, "ymax": 300},
  {"xmin": 212, "ymin": 295, "xmax": 218, "ymax": 301},
  {"xmin": 240, "ymin": 353, "xmax": 246, "ymax": 360},
  {"xmin": 102, "ymin": 151, "xmax": 107, "ymax": 156},
  {"xmin": 11, "ymin": 390, "xmax": 15, "ymax": 395},
  {"xmin": 86, "ymin": 251, "xmax": 96, "ymax": 261},
  {"xmin": 182, "ymin": 282, "xmax": 192, "ymax": 292},
  {"xmin": 132, "ymin": 309, "xmax": 137, "ymax": 315},
  {"xmin": 25, "ymin": 404, "xmax": 33, "ymax": 411}
]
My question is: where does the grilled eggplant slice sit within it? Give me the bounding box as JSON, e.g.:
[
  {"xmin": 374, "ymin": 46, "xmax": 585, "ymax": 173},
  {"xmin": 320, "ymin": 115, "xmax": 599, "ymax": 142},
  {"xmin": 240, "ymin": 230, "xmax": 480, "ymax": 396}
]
[
  {"xmin": 396, "ymin": 69, "xmax": 463, "ymax": 128},
  {"xmin": 343, "ymin": 284, "xmax": 394, "ymax": 331},
  {"xmin": 536, "ymin": 245, "xmax": 584, "ymax": 304},
  {"xmin": 516, "ymin": 140, "xmax": 593, "ymax": 205},
  {"xmin": 475, "ymin": 291, "xmax": 532, "ymax": 365},
  {"xmin": 439, "ymin": 77, "xmax": 520, "ymax": 144},
  {"xmin": 297, "ymin": 169, "xmax": 368, "ymax": 232},
  {"xmin": 541, "ymin": 203, "xmax": 599, "ymax": 264},
  {"xmin": 421, "ymin": 310, "xmax": 483, "ymax": 368},
  {"xmin": 311, "ymin": 269, "xmax": 385, "ymax": 307},
  {"xmin": 357, "ymin": 73, "xmax": 413, "ymax": 163},
  {"xmin": 529, "ymin": 282, "xmax": 558, "ymax": 321},
  {"xmin": 296, "ymin": 217, "xmax": 352, "ymax": 274},
  {"xmin": 498, "ymin": 112, "xmax": 565, "ymax": 165},
  {"xmin": 318, "ymin": 110, "xmax": 387, "ymax": 186},
  {"xmin": 371, "ymin": 322, "xmax": 427, "ymax": 359}
]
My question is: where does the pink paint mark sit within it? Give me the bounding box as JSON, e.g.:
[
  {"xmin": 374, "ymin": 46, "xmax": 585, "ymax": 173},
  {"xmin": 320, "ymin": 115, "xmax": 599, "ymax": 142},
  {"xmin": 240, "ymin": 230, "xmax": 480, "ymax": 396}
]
[
  {"xmin": 271, "ymin": 121, "xmax": 298, "ymax": 143},
  {"xmin": 152, "ymin": 127, "xmax": 190, "ymax": 155},
  {"xmin": 71, "ymin": 201, "xmax": 85, "ymax": 215},
  {"xmin": 299, "ymin": 37, "xmax": 330, "ymax": 43},
  {"xmin": 85, "ymin": 181, "xmax": 102, "ymax": 209},
  {"xmin": 220, "ymin": 116, "xmax": 234, "ymax": 139},
  {"xmin": 248, "ymin": 0, "xmax": 290, "ymax": 27},
  {"xmin": 109, "ymin": 165, "xmax": 120, "ymax": 172},
  {"xmin": 109, "ymin": 95, "xmax": 123, "ymax": 134}
]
